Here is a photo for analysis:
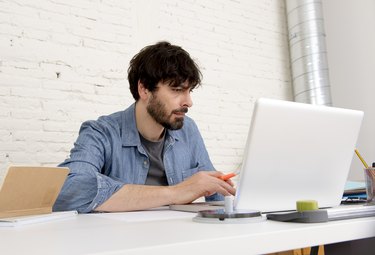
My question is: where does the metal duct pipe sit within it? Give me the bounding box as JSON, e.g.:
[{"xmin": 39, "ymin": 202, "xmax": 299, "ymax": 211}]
[{"xmin": 285, "ymin": 0, "xmax": 332, "ymax": 106}]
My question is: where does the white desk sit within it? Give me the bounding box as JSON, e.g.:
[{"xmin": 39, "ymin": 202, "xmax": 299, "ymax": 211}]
[{"xmin": 1, "ymin": 209, "xmax": 375, "ymax": 255}]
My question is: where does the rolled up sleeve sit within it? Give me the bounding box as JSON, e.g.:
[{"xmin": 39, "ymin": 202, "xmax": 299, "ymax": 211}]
[
  {"xmin": 53, "ymin": 161, "xmax": 124, "ymax": 213},
  {"xmin": 53, "ymin": 119, "xmax": 125, "ymax": 213}
]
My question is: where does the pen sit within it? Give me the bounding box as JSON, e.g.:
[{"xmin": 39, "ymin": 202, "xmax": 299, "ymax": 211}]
[
  {"xmin": 354, "ymin": 149, "xmax": 369, "ymax": 168},
  {"xmin": 219, "ymin": 172, "xmax": 236, "ymax": 181}
]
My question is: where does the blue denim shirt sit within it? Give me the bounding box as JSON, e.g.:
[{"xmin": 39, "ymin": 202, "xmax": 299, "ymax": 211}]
[{"xmin": 53, "ymin": 103, "xmax": 223, "ymax": 213}]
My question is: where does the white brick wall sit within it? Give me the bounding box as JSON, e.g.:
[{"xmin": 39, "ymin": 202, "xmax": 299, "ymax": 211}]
[{"xmin": 0, "ymin": 0, "xmax": 292, "ymax": 179}]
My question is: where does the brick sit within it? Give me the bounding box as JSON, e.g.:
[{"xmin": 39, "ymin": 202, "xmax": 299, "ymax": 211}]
[{"xmin": 0, "ymin": 0, "xmax": 292, "ymax": 169}]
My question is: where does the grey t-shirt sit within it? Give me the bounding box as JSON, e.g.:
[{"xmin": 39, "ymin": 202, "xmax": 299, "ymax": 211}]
[{"xmin": 139, "ymin": 132, "xmax": 168, "ymax": 186}]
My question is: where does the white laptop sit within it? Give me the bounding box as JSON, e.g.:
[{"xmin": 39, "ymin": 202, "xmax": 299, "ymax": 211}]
[{"xmin": 170, "ymin": 98, "xmax": 364, "ymax": 213}]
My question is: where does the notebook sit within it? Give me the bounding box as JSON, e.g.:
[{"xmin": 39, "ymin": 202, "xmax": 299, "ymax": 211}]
[
  {"xmin": 0, "ymin": 166, "xmax": 69, "ymax": 218},
  {"xmin": 170, "ymin": 98, "xmax": 364, "ymax": 213}
]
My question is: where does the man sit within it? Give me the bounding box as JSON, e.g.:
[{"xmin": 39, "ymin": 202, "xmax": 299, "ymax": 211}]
[{"xmin": 53, "ymin": 41, "xmax": 235, "ymax": 213}]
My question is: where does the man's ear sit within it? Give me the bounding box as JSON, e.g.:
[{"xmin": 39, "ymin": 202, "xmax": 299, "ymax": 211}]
[{"xmin": 138, "ymin": 81, "xmax": 149, "ymax": 101}]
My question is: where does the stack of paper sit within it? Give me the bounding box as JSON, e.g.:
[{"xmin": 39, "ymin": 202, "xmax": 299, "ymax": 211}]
[
  {"xmin": 0, "ymin": 210, "xmax": 77, "ymax": 227},
  {"xmin": 343, "ymin": 181, "xmax": 366, "ymax": 195},
  {"xmin": 342, "ymin": 181, "xmax": 367, "ymax": 204}
]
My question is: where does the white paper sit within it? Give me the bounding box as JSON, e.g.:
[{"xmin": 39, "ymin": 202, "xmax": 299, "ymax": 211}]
[
  {"xmin": 0, "ymin": 211, "xmax": 78, "ymax": 227},
  {"xmin": 91, "ymin": 208, "xmax": 195, "ymax": 222}
]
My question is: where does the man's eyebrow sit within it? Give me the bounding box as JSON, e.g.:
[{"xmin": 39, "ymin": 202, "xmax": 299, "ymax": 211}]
[
  {"xmin": 167, "ymin": 79, "xmax": 193, "ymax": 89},
  {"xmin": 170, "ymin": 83, "xmax": 190, "ymax": 89},
  {"xmin": 180, "ymin": 83, "xmax": 192, "ymax": 89}
]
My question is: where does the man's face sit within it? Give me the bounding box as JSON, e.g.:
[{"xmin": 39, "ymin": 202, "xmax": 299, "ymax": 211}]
[{"xmin": 146, "ymin": 81, "xmax": 193, "ymax": 130}]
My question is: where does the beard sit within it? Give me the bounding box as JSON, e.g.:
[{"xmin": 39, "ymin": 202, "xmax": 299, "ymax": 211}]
[{"xmin": 146, "ymin": 94, "xmax": 188, "ymax": 130}]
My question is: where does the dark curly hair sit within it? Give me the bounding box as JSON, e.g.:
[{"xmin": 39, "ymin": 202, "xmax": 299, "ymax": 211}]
[{"xmin": 127, "ymin": 41, "xmax": 202, "ymax": 101}]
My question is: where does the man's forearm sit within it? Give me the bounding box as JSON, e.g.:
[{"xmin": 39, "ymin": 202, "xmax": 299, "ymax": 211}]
[
  {"xmin": 94, "ymin": 171, "xmax": 235, "ymax": 212},
  {"xmin": 94, "ymin": 184, "xmax": 174, "ymax": 212}
]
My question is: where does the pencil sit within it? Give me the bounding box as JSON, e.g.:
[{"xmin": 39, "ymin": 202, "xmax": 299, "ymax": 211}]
[
  {"xmin": 219, "ymin": 172, "xmax": 236, "ymax": 181},
  {"xmin": 354, "ymin": 149, "xmax": 369, "ymax": 168}
]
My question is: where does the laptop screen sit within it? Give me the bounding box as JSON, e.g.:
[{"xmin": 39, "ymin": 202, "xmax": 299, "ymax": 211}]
[{"xmin": 234, "ymin": 98, "xmax": 363, "ymax": 212}]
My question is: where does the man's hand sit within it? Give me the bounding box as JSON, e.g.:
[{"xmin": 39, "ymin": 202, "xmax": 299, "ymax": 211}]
[{"xmin": 170, "ymin": 171, "xmax": 236, "ymax": 205}]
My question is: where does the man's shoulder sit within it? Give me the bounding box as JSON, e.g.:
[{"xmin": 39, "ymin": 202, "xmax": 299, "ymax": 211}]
[
  {"xmin": 81, "ymin": 105, "xmax": 134, "ymax": 135},
  {"xmin": 98, "ymin": 110, "xmax": 123, "ymax": 125},
  {"xmin": 83, "ymin": 111, "xmax": 120, "ymax": 129}
]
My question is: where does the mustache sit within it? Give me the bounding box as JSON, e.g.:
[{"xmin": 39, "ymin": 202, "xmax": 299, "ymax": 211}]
[{"xmin": 172, "ymin": 107, "xmax": 188, "ymax": 114}]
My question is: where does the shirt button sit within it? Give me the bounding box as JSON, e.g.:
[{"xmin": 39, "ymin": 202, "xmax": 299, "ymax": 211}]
[{"xmin": 143, "ymin": 160, "xmax": 148, "ymax": 166}]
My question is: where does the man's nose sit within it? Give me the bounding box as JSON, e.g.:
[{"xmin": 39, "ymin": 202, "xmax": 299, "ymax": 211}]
[{"xmin": 183, "ymin": 90, "xmax": 193, "ymax": 108}]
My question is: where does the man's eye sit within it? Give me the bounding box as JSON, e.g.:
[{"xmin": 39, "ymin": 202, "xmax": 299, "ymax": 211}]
[{"xmin": 172, "ymin": 88, "xmax": 183, "ymax": 92}]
